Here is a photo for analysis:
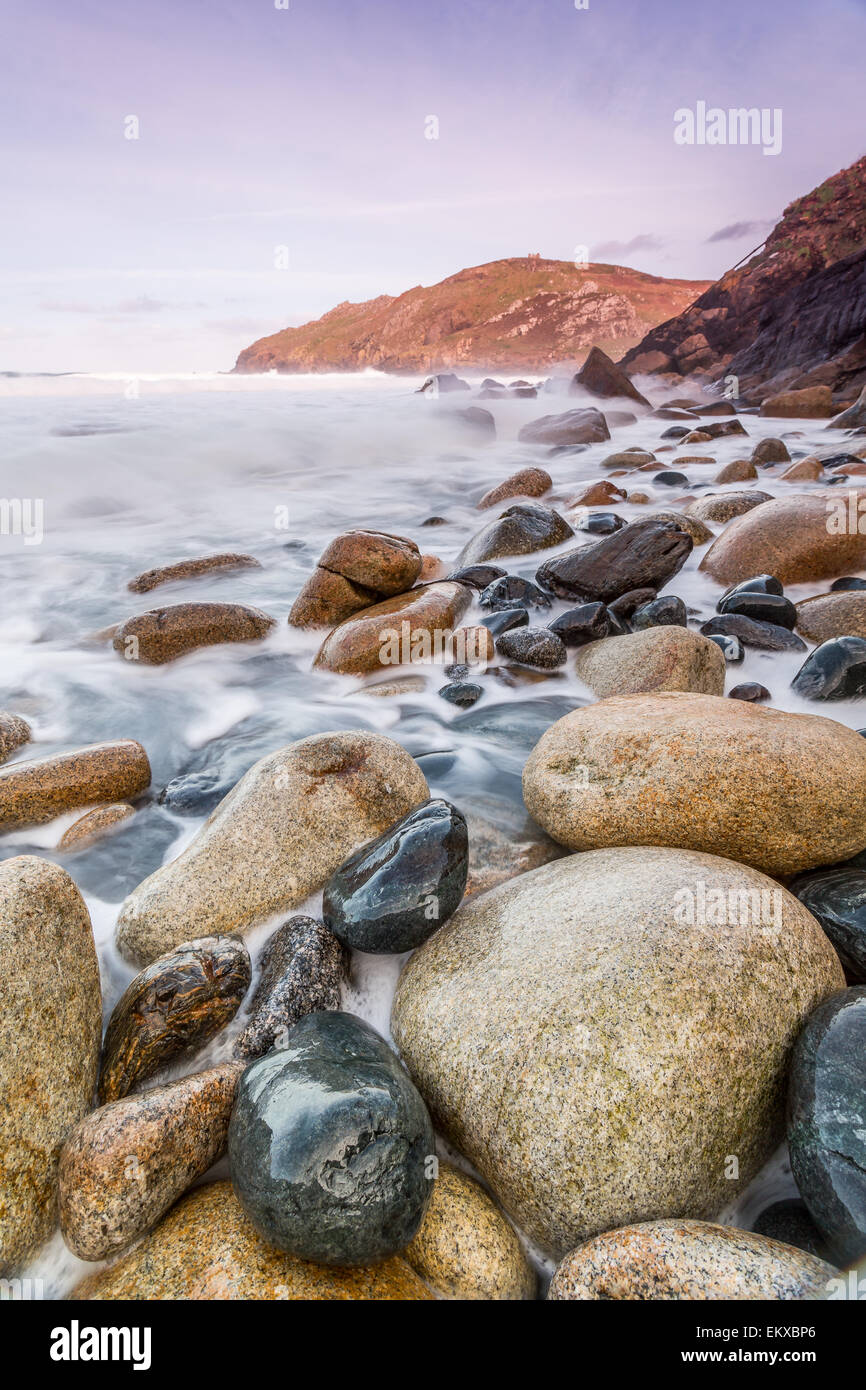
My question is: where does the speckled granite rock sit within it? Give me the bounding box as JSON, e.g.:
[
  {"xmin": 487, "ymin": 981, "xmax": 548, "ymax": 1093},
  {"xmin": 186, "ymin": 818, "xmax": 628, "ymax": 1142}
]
[
  {"xmin": 0, "ymin": 740, "xmax": 151, "ymax": 831},
  {"xmin": 323, "ymin": 799, "xmax": 468, "ymax": 953},
  {"xmin": 233, "ymin": 916, "xmax": 346, "ymax": 1059},
  {"xmin": 463, "ymin": 800, "xmax": 565, "ymax": 898},
  {"xmin": 574, "ymin": 627, "xmax": 725, "ymax": 697},
  {"xmin": 0, "ymin": 712, "xmax": 30, "ymax": 763},
  {"xmin": 313, "ymin": 582, "xmax": 472, "ymax": 675},
  {"xmin": 548, "ymin": 1220, "xmax": 836, "ymax": 1300},
  {"xmin": 788, "ymin": 988, "xmax": 866, "ymax": 1265},
  {"xmin": 0, "ymin": 857, "xmax": 101, "ymax": 1274},
  {"xmin": 686, "ymin": 491, "xmax": 771, "ymax": 523},
  {"xmin": 229, "ymin": 1013, "xmax": 434, "ymax": 1265},
  {"xmin": 59, "ymin": 1063, "xmax": 242, "ymax": 1261},
  {"xmin": 113, "ymin": 602, "xmax": 275, "ymax": 664},
  {"xmin": 318, "ymin": 529, "xmax": 422, "ymax": 595},
  {"xmin": 715, "ymin": 459, "xmax": 757, "ymax": 484},
  {"xmin": 478, "ymin": 468, "xmax": 552, "ymax": 509},
  {"xmin": 391, "ymin": 847, "xmax": 844, "ymax": 1256},
  {"xmin": 522, "ymin": 692, "xmax": 866, "ymax": 875},
  {"xmin": 73, "ymin": 1181, "xmax": 433, "ymax": 1300},
  {"xmin": 58, "ymin": 802, "xmax": 135, "ymax": 850},
  {"xmin": 115, "ymin": 731, "xmax": 428, "ymax": 966},
  {"xmin": 700, "ymin": 492, "xmax": 866, "ymax": 587},
  {"xmin": 796, "ymin": 591, "xmax": 866, "ymax": 642},
  {"xmin": 455, "ymin": 503, "xmax": 573, "ymax": 567},
  {"xmin": 128, "ymin": 553, "xmax": 261, "ymax": 594},
  {"xmin": 99, "ymin": 937, "xmax": 250, "ymax": 1103},
  {"xmin": 405, "ymin": 1161, "xmax": 535, "ymax": 1300}
]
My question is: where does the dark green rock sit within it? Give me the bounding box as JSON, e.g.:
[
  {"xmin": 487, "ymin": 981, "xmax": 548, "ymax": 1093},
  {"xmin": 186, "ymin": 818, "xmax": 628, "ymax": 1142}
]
[
  {"xmin": 792, "ymin": 637, "xmax": 866, "ymax": 700},
  {"xmin": 790, "ymin": 869, "xmax": 866, "ymax": 982},
  {"xmin": 228, "ymin": 1011, "xmax": 434, "ymax": 1265},
  {"xmin": 788, "ymin": 987, "xmax": 866, "ymax": 1264},
  {"xmin": 322, "ymin": 798, "xmax": 468, "ymax": 954}
]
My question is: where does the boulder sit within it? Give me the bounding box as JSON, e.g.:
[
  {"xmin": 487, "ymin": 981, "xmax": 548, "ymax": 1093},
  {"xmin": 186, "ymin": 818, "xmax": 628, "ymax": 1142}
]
[
  {"xmin": 73, "ymin": 1181, "xmax": 432, "ymax": 1300},
  {"xmin": 518, "ymin": 408, "xmax": 610, "ymax": 447},
  {"xmin": 535, "ymin": 519, "xmax": 692, "ymax": 603},
  {"xmin": 715, "ymin": 459, "xmax": 757, "ymax": 484},
  {"xmin": 522, "ymin": 691, "xmax": 866, "ymax": 875},
  {"xmin": 548, "ymin": 1220, "xmax": 836, "ymax": 1300},
  {"xmin": 113, "ymin": 602, "xmax": 275, "ymax": 664},
  {"xmin": 760, "ymin": 386, "xmax": 835, "ymax": 418},
  {"xmin": 391, "ymin": 847, "xmax": 843, "ymax": 1255},
  {"xmin": 569, "ymin": 347, "xmax": 650, "ymax": 407},
  {"xmin": 58, "ymin": 803, "xmax": 135, "ymax": 850},
  {"xmin": 567, "ymin": 481, "xmax": 626, "ymax": 507},
  {"xmin": 228, "ymin": 1013, "xmax": 434, "ymax": 1265},
  {"xmin": 115, "ymin": 731, "xmax": 428, "ymax": 966},
  {"xmin": 455, "ymin": 503, "xmax": 574, "ymax": 567},
  {"xmin": 59, "ymin": 1064, "xmax": 242, "ymax": 1261},
  {"xmin": 317, "ymin": 530, "xmax": 422, "ymax": 595},
  {"xmin": 313, "ymin": 581, "xmax": 472, "ymax": 675},
  {"xmin": 574, "ymin": 627, "xmax": 725, "ymax": 697},
  {"xmin": 829, "ymin": 385, "xmax": 866, "ymax": 431},
  {"xmin": 752, "ymin": 437, "xmax": 791, "ymax": 465},
  {"xmin": 639, "ymin": 510, "xmax": 713, "ymax": 545},
  {"xmin": 0, "ymin": 857, "xmax": 101, "ymax": 1273},
  {"xmin": 288, "ymin": 566, "xmax": 378, "ymax": 628},
  {"xmin": 405, "ymin": 1161, "xmax": 536, "ymax": 1300},
  {"xmin": 0, "ymin": 741, "xmax": 151, "ymax": 831},
  {"xmin": 796, "ymin": 591, "xmax": 866, "ymax": 642},
  {"xmin": 686, "ymin": 492, "xmax": 771, "ymax": 524},
  {"xmin": 700, "ymin": 492, "xmax": 866, "ymax": 587}
]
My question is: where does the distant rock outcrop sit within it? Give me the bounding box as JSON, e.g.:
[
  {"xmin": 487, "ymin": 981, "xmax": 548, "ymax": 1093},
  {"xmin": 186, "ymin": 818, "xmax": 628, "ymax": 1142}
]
[
  {"xmin": 620, "ymin": 155, "xmax": 866, "ymax": 400},
  {"xmin": 233, "ymin": 258, "xmax": 709, "ymax": 375}
]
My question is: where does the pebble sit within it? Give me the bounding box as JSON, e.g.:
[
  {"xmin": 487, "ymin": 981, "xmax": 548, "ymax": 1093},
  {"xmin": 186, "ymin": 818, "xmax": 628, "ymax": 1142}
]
[
  {"xmin": 446, "ymin": 563, "xmax": 506, "ymax": 590},
  {"xmin": 706, "ymin": 632, "xmax": 745, "ymax": 662},
  {"xmin": 322, "ymin": 798, "xmax": 468, "ymax": 953},
  {"xmin": 576, "ymin": 511, "xmax": 625, "ymax": 534},
  {"xmin": 477, "ymin": 467, "xmax": 551, "ymax": 509},
  {"xmin": 729, "ymin": 682, "xmax": 771, "ymax": 702},
  {"xmin": 228, "ymin": 1012, "xmax": 434, "ymax": 1265}
]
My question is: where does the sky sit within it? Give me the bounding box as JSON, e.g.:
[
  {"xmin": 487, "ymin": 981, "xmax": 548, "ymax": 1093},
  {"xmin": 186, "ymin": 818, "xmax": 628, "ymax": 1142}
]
[{"xmin": 2, "ymin": 0, "xmax": 865, "ymax": 373}]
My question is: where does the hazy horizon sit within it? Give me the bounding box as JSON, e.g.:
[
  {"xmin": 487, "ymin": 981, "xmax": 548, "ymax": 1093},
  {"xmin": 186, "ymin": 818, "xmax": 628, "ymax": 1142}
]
[{"xmin": 3, "ymin": 0, "xmax": 865, "ymax": 374}]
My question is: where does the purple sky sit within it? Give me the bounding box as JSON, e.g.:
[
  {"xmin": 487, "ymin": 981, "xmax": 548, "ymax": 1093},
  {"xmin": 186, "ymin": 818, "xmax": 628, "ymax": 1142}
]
[{"xmin": 3, "ymin": 0, "xmax": 865, "ymax": 372}]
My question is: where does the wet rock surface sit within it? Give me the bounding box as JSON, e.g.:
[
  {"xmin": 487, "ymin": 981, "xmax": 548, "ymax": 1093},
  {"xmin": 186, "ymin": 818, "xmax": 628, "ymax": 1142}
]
[
  {"xmin": 790, "ymin": 868, "xmax": 866, "ymax": 980},
  {"xmin": 495, "ymin": 626, "xmax": 567, "ymax": 670},
  {"xmin": 788, "ymin": 988, "xmax": 866, "ymax": 1264},
  {"xmin": 234, "ymin": 916, "xmax": 346, "ymax": 1058},
  {"xmin": 455, "ymin": 502, "xmax": 573, "ymax": 566},
  {"xmin": 535, "ymin": 519, "xmax": 692, "ymax": 603},
  {"xmin": 313, "ymin": 582, "xmax": 472, "ymax": 674},
  {"xmin": 113, "ymin": 602, "xmax": 276, "ymax": 663},
  {"xmin": 229, "ymin": 1012, "xmax": 434, "ymax": 1266},
  {"xmin": 518, "ymin": 407, "xmax": 610, "ymax": 447},
  {"xmin": 0, "ymin": 740, "xmax": 151, "ymax": 831},
  {"xmin": 128, "ymin": 553, "xmax": 261, "ymax": 594},
  {"xmin": 792, "ymin": 636, "xmax": 866, "ymax": 699},
  {"xmin": 0, "ymin": 712, "xmax": 31, "ymax": 763},
  {"xmin": 99, "ymin": 935, "xmax": 251, "ymax": 1103},
  {"xmin": 323, "ymin": 798, "xmax": 468, "ymax": 953}
]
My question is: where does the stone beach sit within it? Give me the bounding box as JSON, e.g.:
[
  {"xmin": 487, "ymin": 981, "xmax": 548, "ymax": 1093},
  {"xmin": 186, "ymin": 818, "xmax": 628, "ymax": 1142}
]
[{"xmin": 5, "ymin": 361, "xmax": 866, "ymax": 1306}]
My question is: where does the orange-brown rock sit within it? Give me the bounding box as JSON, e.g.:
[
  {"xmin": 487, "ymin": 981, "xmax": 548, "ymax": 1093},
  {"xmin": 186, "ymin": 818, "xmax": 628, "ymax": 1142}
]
[
  {"xmin": 795, "ymin": 591, "xmax": 866, "ymax": 642},
  {"xmin": 318, "ymin": 530, "xmax": 421, "ymax": 595},
  {"xmin": 0, "ymin": 713, "xmax": 30, "ymax": 764},
  {"xmin": 314, "ymin": 582, "xmax": 472, "ymax": 676},
  {"xmin": 715, "ymin": 459, "xmax": 757, "ymax": 484},
  {"xmin": 128, "ymin": 553, "xmax": 261, "ymax": 594},
  {"xmin": 58, "ymin": 803, "xmax": 135, "ymax": 850},
  {"xmin": 778, "ymin": 456, "xmax": 825, "ymax": 481},
  {"xmin": 73, "ymin": 1181, "xmax": 433, "ymax": 1300},
  {"xmin": 0, "ymin": 742, "xmax": 151, "ymax": 831},
  {"xmin": 113, "ymin": 603, "xmax": 275, "ymax": 664},
  {"xmin": 418, "ymin": 554, "xmax": 447, "ymax": 581},
  {"xmin": 288, "ymin": 566, "xmax": 377, "ymax": 628},
  {"xmin": 567, "ymin": 480, "xmax": 626, "ymax": 507},
  {"xmin": 700, "ymin": 492, "xmax": 866, "ymax": 586},
  {"xmin": 478, "ymin": 468, "xmax": 552, "ymax": 509},
  {"xmin": 760, "ymin": 386, "xmax": 835, "ymax": 419}
]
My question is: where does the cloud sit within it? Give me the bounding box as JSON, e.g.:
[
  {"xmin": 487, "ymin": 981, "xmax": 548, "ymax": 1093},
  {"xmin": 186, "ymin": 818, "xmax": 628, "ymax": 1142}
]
[
  {"xmin": 705, "ymin": 218, "xmax": 776, "ymax": 244},
  {"xmin": 113, "ymin": 295, "xmax": 170, "ymax": 314},
  {"xmin": 590, "ymin": 233, "xmax": 664, "ymax": 260}
]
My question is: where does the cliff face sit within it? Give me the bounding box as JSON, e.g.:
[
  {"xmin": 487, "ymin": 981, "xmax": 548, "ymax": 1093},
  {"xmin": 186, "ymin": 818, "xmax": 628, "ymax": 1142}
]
[
  {"xmin": 620, "ymin": 155, "xmax": 866, "ymax": 396},
  {"xmin": 232, "ymin": 257, "xmax": 710, "ymax": 375}
]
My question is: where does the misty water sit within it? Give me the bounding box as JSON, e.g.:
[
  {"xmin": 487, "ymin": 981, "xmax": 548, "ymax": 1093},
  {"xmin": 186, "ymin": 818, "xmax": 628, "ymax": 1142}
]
[{"xmin": 1, "ymin": 370, "xmax": 859, "ymax": 1295}]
